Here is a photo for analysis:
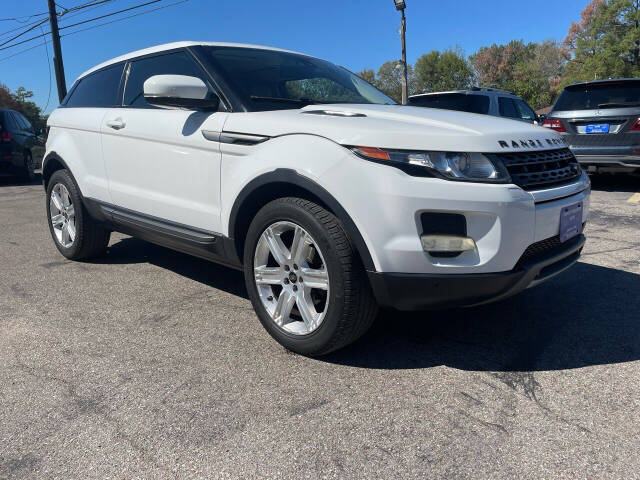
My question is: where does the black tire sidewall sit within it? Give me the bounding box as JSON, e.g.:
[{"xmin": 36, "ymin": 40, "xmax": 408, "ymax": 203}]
[
  {"xmin": 46, "ymin": 170, "xmax": 85, "ymax": 259},
  {"xmin": 23, "ymin": 152, "xmax": 35, "ymax": 181},
  {"xmin": 243, "ymin": 199, "xmax": 349, "ymax": 355}
]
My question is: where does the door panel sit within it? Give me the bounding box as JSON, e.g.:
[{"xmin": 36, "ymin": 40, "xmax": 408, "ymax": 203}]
[{"xmin": 101, "ymin": 109, "xmax": 228, "ymax": 233}]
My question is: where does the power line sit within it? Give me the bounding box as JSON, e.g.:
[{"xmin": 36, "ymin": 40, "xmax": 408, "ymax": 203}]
[
  {"xmin": 0, "ymin": 18, "xmax": 48, "ymax": 48},
  {"xmin": 0, "ymin": 0, "xmax": 165, "ymax": 51},
  {"xmin": 0, "ymin": 1, "xmax": 112, "ymax": 41},
  {"xmin": 61, "ymin": 0, "xmax": 188, "ymax": 38},
  {"xmin": 0, "ymin": 0, "xmax": 187, "ymax": 61},
  {"xmin": 39, "ymin": 25, "xmax": 53, "ymax": 113}
]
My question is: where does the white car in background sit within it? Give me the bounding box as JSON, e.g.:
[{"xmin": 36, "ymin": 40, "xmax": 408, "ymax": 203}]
[{"xmin": 43, "ymin": 42, "xmax": 590, "ymax": 355}]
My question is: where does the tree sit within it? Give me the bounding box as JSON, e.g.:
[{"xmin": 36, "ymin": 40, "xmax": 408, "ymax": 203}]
[
  {"xmin": 562, "ymin": 0, "xmax": 640, "ymax": 83},
  {"xmin": 413, "ymin": 48, "xmax": 474, "ymax": 94},
  {"xmin": 0, "ymin": 84, "xmax": 46, "ymax": 132},
  {"xmin": 356, "ymin": 69, "xmax": 376, "ymax": 85},
  {"xmin": 470, "ymin": 40, "xmax": 567, "ymax": 108},
  {"xmin": 374, "ymin": 61, "xmax": 415, "ymax": 102},
  {"xmin": 470, "ymin": 40, "xmax": 536, "ymax": 89}
]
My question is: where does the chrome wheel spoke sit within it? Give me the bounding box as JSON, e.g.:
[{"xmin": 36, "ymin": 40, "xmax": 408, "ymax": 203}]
[
  {"xmin": 290, "ymin": 226, "xmax": 311, "ymax": 265},
  {"xmin": 262, "ymin": 227, "xmax": 289, "ymax": 265},
  {"xmin": 50, "ymin": 190, "xmax": 64, "ymax": 212},
  {"xmin": 300, "ymin": 267, "xmax": 329, "ymax": 290},
  {"xmin": 51, "ymin": 214, "xmax": 65, "ymax": 228},
  {"xmin": 66, "ymin": 204, "xmax": 75, "ymax": 218},
  {"xmin": 254, "ymin": 266, "xmax": 283, "ymax": 285},
  {"xmin": 273, "ymin": 290, "xmax": 296, "ymax": 326},
  {"xmin": 297, "ymin": 290, "xmax": 318, "ymax": 331},
  {"xmin": 61, "ymin": 222, "xmax": 70, "ymax": 245},
  {"xmin": 66, "ymin": 220, "xmax": 76, "ymax": 242}
]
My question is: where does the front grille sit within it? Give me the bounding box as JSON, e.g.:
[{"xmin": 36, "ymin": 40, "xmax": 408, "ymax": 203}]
[
  {"xmin": 516, "ymin": 235, "xmax": 562, "ymax": 268},
  {"xmin": 515, "ymin": 225, "xmax": 585, "ymax": 269},
  {"xmin": 490, "ymin": 148, "xmax": 581, "ymax": 190}
]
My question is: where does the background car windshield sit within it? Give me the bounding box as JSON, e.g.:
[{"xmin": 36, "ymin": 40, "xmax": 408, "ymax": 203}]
[
  {"xmin": 407, "ymin": 93, "xmax": 490, "ymax": 114},
  {"xmin": 554, "ymin": 81, "xmax": 640, "ymax": 110},
  {"xmin": 202, "ymin": 46, "xmax": 396, "ymax": 111}
]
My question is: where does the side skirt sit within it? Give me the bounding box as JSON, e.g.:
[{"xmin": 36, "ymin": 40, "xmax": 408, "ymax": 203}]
[{"xmin": 83, "ymin": 198, "xmax": 242, "ymax": 270}]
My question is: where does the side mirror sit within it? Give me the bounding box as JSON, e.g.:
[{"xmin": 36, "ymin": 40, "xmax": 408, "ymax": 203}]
[{"xmin": 143, "ymin": 74, "xmax": 219, "ymax": 111}]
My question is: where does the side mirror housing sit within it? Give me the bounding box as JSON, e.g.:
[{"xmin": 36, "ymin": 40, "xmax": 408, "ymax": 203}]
[{"xmin": 143, "ymin": 74, "xmax": 219, "ymax": 111}]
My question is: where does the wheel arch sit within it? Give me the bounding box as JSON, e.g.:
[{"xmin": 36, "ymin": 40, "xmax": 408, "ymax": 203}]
[
  {"xmin": 228, "ymin": 169, "xmax": 376, "ymax": 272},
  {"xmin": 42, "ymin": 152, "xmax": 72, "ymax": 190}
]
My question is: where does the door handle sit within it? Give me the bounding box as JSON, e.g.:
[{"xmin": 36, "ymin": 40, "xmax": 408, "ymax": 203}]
[{"xmin": 105, "ymin": 118, "xmax": 126, "ymax": 130}]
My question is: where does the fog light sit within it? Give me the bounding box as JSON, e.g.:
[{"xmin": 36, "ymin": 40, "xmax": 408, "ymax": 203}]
[{"xmin": 420, "ymin": 235, "xmax": 476, "ymax": 252}]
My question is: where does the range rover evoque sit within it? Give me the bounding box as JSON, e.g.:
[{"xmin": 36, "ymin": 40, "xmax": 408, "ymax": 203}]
[{"xmin": 43, "ymin": 42, "xmax": 590, "ymax": 355}]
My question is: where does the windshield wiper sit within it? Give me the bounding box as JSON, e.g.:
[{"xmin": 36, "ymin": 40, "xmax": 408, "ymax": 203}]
[{"xmin": 597, "ymin": 101, "xmax": 640, "ymax": 108}]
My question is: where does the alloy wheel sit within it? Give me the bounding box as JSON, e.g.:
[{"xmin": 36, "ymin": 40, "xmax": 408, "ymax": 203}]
[
  {"xmin": 49, "ymin": 183, "xmax": 76, "ymax": 248},
  {"xmin": 253, "ymin": 221, "xmax": 330, "ymax": 335}
]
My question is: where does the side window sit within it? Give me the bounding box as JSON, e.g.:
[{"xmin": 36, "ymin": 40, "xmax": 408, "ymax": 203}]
[
  {"xmin": 65, "ymin": 64, "xmax": 124, "ymax": 108},
  {"xmin": 498, "ymin": 97, "xmax": 519, "ymax": 118},
  {"xmin": 17, "ymin": 113, "xmax": 32, "ymax": 131},
  {"xmin": 514, "ymin": 98, "xmax": 536, "ymax": 122},
  {"xmin": 5, "ymin": 112, "xmax": 18, "ymax": 131},
  {"xmin": 123, "ymin": 51, "xmax": 210, "ymax": 108}
]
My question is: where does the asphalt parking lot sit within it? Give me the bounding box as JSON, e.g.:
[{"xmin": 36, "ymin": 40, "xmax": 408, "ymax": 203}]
[{"xmin": 1, "ymin": 174, "xmax": 639, "ymax": 479}]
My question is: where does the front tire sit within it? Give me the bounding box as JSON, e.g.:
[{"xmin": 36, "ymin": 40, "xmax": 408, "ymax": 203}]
[
  {"xmin": 243, "ymin": 197, "xmax": 378, "ymax": 356},
  {"xmin": 46, "ymin": 169, "xmax": 110, "ymax": 260}
]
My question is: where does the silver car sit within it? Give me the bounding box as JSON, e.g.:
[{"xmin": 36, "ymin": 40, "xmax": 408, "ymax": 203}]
[{"xmin": 543, "ymin": 78, "xmax": 640, "ymax": 175}]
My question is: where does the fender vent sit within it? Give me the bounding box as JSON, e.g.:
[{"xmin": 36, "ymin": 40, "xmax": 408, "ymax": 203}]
[{"xmin": 302, "ymin": 110, "xmax": 366, "ymax": 118}]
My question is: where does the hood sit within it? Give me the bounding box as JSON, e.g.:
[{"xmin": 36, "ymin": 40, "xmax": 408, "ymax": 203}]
[{"xmin": 222, "ymin": 104, "xmax": 566, "ymax": 153}]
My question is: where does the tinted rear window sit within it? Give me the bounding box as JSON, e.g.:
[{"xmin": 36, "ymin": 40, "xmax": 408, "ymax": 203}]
[
  {"xmin": 66, "ymin": 64, "xmax": 124, "ymax": 108},
  {"xmin": 408, "ymin": 93, "xmax": 490, "ymax": 114},
  {"xmin": 554, "ymin": 81, "xmax": 640, "ymax": 111}
]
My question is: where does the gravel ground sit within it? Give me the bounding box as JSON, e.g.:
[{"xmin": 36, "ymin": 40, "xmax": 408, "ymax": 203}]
[{"xmin": 1, "ymin": 173, "xmax": 639, "ymax": 479}]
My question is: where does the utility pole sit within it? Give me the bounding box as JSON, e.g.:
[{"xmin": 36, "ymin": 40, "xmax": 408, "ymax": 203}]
[
  {"xmin": 47, "ymin": 0, "xmax": 67, "ymax": 102},
  {"xmin": 394, "ymin": 0, "xmax": 408, "ymax": 104}
]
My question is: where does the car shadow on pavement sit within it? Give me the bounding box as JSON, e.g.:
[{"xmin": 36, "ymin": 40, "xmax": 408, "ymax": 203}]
[
  {"xmin": 588, "ymin": 173, "xmax": 639, "ymax": 192},
  {"xmin": 0, "ymin": 173, "xmax": 42, "ymax": 187},
  {"xmin": 102, "ymin": 237, "xmax": 639, "ymax": 372},
  {"xmin": 325, "ymin": 262, "xmax": 640, "ymax": 372}
]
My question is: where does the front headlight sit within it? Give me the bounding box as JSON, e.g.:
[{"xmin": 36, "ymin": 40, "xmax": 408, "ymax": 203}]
[{"xmin": 349, "ymin": 146, "xmax": 510, "ymax": 182}]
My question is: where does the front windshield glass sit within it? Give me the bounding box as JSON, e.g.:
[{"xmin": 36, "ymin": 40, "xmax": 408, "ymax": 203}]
[{"xmin": 201, "ymin": 46, "xmax": 396, "ymax": 111}]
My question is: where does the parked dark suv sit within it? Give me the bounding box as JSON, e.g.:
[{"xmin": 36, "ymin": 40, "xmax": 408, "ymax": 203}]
[
  {"xmin": 543, "ymin": 79, "xmax": 640, "ymax": 174},
  {"xmin": 0, "ymin": 108, "xmax": 44, "ymax": 181}
]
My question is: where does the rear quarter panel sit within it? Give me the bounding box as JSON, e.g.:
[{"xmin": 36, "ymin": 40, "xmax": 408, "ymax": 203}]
[{"xmin": 45, "ymin": 108, "xmax": 111, "ymax": 201}]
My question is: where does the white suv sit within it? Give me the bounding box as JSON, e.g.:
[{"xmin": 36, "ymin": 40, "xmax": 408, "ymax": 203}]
[{"xmin": 43, "ymin": 42, "xmax": 590, "ymax": 355}]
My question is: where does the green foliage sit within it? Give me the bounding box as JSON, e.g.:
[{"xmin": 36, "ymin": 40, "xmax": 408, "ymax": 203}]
[
  {"xmin": 563, "ymin": 0, "xmax": 640, "ymax": 84},
  {"xmin": 0, "ymin": 84, "xmax": 47, "ymax": 132},
  {"xmin": 374, "ymin": 60, "xmax": 415, "ymax": 102},
  {"xmin": 414, "ymin": 48, "xmax": 474, "ymax": 94},
  {"xmin": 356, "ymin": 69, "xmax": 376, "ymax": 85}
]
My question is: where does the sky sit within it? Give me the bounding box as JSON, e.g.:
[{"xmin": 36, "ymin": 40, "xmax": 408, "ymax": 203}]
[{"xmin": 0, "ymin": 0, "xmax": 587, "ymax": 113}]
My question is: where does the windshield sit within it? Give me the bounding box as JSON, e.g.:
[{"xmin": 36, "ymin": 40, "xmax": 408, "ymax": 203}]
[
  {"xmin": 554, "ymin": 81, "xmax": 640, "ymax": 111},
  {"xmin": 201, "ymin": 46, "xmax": 396, "ymax": 111}
]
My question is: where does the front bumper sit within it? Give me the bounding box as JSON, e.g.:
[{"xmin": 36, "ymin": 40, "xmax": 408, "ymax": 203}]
[{"xmin": 369, "ymin": 234, "xmax": 585, "ymax": 310}]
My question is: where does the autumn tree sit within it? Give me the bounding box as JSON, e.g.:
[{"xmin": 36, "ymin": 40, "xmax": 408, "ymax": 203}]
[{"xmin": 562, "ymin": 0, "xmax": 640, "ymax": 83}]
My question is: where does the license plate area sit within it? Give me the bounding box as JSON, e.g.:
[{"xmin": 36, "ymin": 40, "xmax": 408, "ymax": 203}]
[
  {"xmin": 585, "ymin": 123, "xmax": 610, "ymax": 134},
  {"xmin": 560, "ymin": 202, "xmax": 583, "ymax": 243}
]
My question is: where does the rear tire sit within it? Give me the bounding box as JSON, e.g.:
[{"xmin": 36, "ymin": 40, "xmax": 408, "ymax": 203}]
[
  {"xmin": 20, "ymin": 152, "xmax": 35, "ymax": 182},
  {"xmin": 243, "ymin": 197, "xmax": 378, "ymax": 356},
  {"xmin": 46, "ymin": 169, "xmax": 110, "ymax": 260}
]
